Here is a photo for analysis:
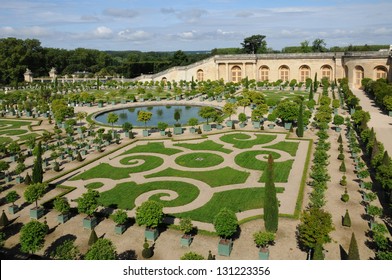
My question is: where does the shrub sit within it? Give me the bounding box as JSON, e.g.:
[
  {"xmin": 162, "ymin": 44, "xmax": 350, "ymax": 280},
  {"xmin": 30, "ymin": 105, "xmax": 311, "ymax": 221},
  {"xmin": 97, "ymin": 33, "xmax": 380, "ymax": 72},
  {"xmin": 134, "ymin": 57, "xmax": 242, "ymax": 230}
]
[
  {"xmin": 88, "ymin": 229, "xmax": 98, "ymax": 246},
  {"xmin": 339, "ymin": 161, "xmax": 346, "ymax": 172},
  {"xmin": 179, "ymin": 218, "xmax": 193, "ymax": 234},
  {"xmin": 342, "ymin": 209, "xmax": 351, "ymax": 227},
  {"xmin": 340, "ymin": 175, "xmax": 347, "ymax": 186},
  {"xmin": 341, "ymin": 188, "xmax": 350, "ymax": 202},
  {"xmin": 76, "ymin": 151, "xmax": 83, "ymax": 162},
  {"xmin": 111, "ymin": 209, "xmax": 128, "ymax": 225},
  {"xmin": 180, "ymin": 252, "xmax": 205, "ymax": 260},
  {"xmin": 253, "ymin": 231, "xmax": 275, "ymax": 248},
  {"xmin": 213, "ymin": 208, "xmax": 238, "ymax": 239},
  {"xmin": 53, "ymin": 162, "xmax": 60, "ymax": 172},
  {"xmin": 142, "ymin": 241, "xmax": 153, "ymax": 259},
  {"xmin": 337, "ymin": 153, "xmax": 345, "ymax": 160},
  {"xmin": 24, "ymin": 173, "xmax": 32, "ymax": 185}
]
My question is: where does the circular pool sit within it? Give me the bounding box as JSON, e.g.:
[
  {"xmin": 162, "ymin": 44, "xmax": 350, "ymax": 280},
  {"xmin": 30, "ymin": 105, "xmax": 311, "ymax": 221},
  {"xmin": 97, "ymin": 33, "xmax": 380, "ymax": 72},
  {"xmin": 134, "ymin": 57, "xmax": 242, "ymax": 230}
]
[{"xmin": 94, "ymin": 105, "xmax": 213, "ymax": 127}]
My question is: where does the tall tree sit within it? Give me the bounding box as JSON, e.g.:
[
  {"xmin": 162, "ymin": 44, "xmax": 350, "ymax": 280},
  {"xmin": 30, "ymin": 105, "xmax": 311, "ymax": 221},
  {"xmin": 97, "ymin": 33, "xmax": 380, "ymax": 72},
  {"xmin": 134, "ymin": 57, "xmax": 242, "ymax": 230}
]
[
  {"xmin": 348, "ymin": 232, "xmax": 360, "ymax": 260},
  {"xmin": 300, "ymin": 40, "xmax": 312, "ymax": 53},
  {"xmin": 32, "ymin": 141, "xmax": 43, "ymax": 183},
  {"xmin": 296, "ymin": 101, "xmax": 304, "ymax": 137},
  {"xmin": 312, "ymin": 38, "xmax": 327, "ymax": 52},
  {"xmin": 241, "ymin": 34, "xmax": 267, "ymax": 54},
  {"xmin": 264, "ymin": 154, "xmax": 279, "ymax": 232}
]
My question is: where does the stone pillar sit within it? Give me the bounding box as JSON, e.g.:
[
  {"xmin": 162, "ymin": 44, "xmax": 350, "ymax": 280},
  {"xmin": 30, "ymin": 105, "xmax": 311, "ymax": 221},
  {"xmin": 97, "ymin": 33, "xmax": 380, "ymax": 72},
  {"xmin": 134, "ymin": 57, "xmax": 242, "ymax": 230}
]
[
  {"xmin": 226, "ymin": 63, "xmax": 230, "ymax": 82},
  {"xmin": 24, "ymin": 68, "xmax": 33, "ymax": 83}
]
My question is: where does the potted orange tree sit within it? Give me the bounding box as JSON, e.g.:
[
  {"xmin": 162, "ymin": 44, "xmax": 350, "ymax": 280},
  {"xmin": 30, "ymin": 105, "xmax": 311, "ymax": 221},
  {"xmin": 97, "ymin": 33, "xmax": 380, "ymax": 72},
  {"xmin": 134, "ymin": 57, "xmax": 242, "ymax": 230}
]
[
  {"xmin": 77, "ymin": 189, "xmax": 100, "ymax": 229},
  {"xmin": 136, "ymin": 200, "xmax": 163, "ymax": 241},
  {"xmin": 6, "ymin": 190, "xmax": 19, "ymax": 214},
  {"xmin": 53, "ymin": 196, "xmax": 71, "ymax": 224},
  {"xmin": 24, "ymin": 183, "xmax": 46, "ymax": 219},
  {"xmin": 179, "ymin": 217, "xmax": 193, "ymax": 247},
  {"xmin": 253, "ymin": 231, "xmax": 275, "ymax": 260},
  {"xmin": 112, "ymin": 209, "xmax": 128, "ymax": 235},
  {"xmin": 213, "ymin": 208, "xmax": 238, "ymax": 256}
]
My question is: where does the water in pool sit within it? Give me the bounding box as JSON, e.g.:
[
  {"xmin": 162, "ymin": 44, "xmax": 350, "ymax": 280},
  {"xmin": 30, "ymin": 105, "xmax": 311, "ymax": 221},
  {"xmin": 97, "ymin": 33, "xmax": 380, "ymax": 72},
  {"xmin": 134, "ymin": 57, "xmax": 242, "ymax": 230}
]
[{"xmin": 95, "ymin": 105, "xmax": 206, "ymax": 127}]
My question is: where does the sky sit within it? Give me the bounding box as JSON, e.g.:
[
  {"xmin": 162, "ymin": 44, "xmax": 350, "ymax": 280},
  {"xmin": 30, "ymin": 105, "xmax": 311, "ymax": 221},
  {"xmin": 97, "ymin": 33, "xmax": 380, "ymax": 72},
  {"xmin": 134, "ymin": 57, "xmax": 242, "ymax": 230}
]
[{"xmin": 0, "ymin": 0, "xmax": 391, "ymax": 51}]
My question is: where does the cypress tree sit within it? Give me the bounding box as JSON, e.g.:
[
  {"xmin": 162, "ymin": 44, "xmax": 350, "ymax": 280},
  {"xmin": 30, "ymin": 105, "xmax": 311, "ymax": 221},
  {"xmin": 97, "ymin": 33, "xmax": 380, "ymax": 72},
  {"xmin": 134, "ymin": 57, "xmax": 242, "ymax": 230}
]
[
  {"xmin": 381, "ymin": 151, "xmax": 390, "ymax": 166},
  {"xmin": 313, "ymin": 73, "xmax": 318, "ymax": 92},
  {"xmin": 88, "ymin": 229, "xmax": 98, "ymax": 246},
  {"xmin": 342, "ymin": 209, "xmax": 351, "ymax": 227},
  {"xmin": 296, "ymin": 101, "xmax": 304, "ymax": 137},
  {"xmin": 348, "ymin": 232, "xmax": 360, "ymax": 260},
  {"xmin": 32, "ymin": 141, "xmax": 43, "ymax": 183},
  {"xmin": 0, "ymin": 210, "xmax": 9, "ymax": 227},
  {"xmin": 312, "ymin": 243, "xmax": 324, "ymax": 260},
  {"xmin": 308, "ymin": 85, "xmax": 314, "ymax": 101},
  {"xmin": 263, "ymin": 154, "xmax": 279, "ymax": 232}
]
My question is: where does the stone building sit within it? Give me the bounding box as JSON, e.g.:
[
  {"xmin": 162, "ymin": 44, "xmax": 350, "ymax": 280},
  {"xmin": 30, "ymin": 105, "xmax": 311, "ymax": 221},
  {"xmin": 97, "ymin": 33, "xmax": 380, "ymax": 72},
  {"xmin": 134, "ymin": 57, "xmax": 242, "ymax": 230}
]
[{"xmin": 136, "ymin": 49, "xmax": 392, "ymax": 88}]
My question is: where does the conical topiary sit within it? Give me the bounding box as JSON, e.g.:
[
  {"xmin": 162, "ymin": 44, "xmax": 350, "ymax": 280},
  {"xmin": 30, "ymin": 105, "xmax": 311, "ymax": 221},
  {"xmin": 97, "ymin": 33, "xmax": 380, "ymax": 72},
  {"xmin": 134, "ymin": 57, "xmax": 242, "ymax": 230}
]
[
  {"xmin": 207, "ymin": 250, "xmax": 215, "ymax": 260},
  {"xmin": 342, "ymin": 209, "xmax": 351, "ymax": 227},
  {"xmin": 88, "ymin": 229, "xmax": 98, "ymax": 246},
  {"xmin": 348, "ymin": 232, "xmax": 360, "ymax": 260},
  {"xmin": 339, "ymin": 161, "xmax": 346, "ymax": 172},
  {"xmin": 24, "ymin": 173, "xmax": 32, "ymax": 185},
  {"xmin": 76, "ymin": 151, "xmax": 83, "ymax": 162},
  {"xmin": 0, "ymin": 210, "xmax": 9, "ymax": 227},
  {"xmin": 337, "ymin": 134, "xmax": 343, "ymax": 144}
]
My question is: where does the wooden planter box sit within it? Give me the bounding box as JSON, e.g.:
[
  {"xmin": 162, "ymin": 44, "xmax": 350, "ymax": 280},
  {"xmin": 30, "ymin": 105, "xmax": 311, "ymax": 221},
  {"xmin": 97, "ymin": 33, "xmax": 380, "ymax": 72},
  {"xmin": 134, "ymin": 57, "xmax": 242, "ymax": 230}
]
[
  {"xmin": 218, "ymin": 239, "xmax": 233, "ymax": 256},
  {"xmin": 203, "ymin": 124, "xmax": 212, "ymax": 131},
  {"xmin": 115, "ymin": 224, "xmax": 126, "ymax": 235},
  {"xmin": 350, "ymin": 108, "xmax": 355, "ymax": 115},
  {"xmin": 199, "ymin": 97, "xmax": 204, "ymax": 102},
  {"xmin": 173, "ymin": 127, "xmax": 183, "ymax": 135},
  {"xmin": 30, "ymin": 207, "xmax": 44, "ymax": 220},
  {"xmin": 15, "ymin": 176, "xmax": 23, "ymax": 184},
  {"xmin": 156, "ymin": 97, "xmax": 161, "ymax": 101},
  {"xmin": 83, "ymin": 216, "xmax": 97, "ymax": 229},
  {"xmin": 284, "ymin": 122, "xmax": 292, "ymax": 130},
  {"xmin": 225, "ymin": 120, "xmax": 233, "ymax": 127},
  {"xmin": 176, "ymin": 96, "xmax": 181, "ymax": 101},
  {"xmin": 5, "ymin": 175, "xmax": 12, "ymax": 183},
  {"xmin": 8, "ymin": 205, "xmax": 18, "ymax": 214},
  {"xmin": 253, "ymin": 121, "xmax": 261, "ymax": 129},
  {"xmin": 189, "ymin": 127, "xmax": 197, "ymax": 134},
  {"xmin": 216, "ymin": 124, "xmax": 223, "ymax": 130},
  {"xmin": 180, "ymin": 234, "xmax": 193, "ymax": 247},
  {"xmin": 239, "ymin": 123, "xmax": 246, "ymax": 128},
  {"xmin": 142, "ymin": 130, "xmax": 149, "ymax": 137},
  {"xmin": 121, "ymin": 99, "xmax": 126, "ymax": 104},
  {"xmin": 268, "ymin": 123, "xmax": 276, "ymax": 129},
  {"xmin": 258, "ymin": 247, "xmax": 270, "ymax": 260},
  {"xmin": 389, "ymin": 111, "xmax": 392, "ymax": 117},
  {"xmin": 144, "ymin": 227, "xmax": 159, "ymax": 241},
  {"xmin": 160, "ymin": 130, "xmax": 166, "ymax": 136},
  {"xmin": 217, "ymin": 97, "xmax": 222, "ymax": 102},
  {"xmin": 98, "ymin": 102, "xmax": 103, "ymax": 108},
  {"xmin": 57, "ymin": 213, "xmax": 69, "ymax": 224}
]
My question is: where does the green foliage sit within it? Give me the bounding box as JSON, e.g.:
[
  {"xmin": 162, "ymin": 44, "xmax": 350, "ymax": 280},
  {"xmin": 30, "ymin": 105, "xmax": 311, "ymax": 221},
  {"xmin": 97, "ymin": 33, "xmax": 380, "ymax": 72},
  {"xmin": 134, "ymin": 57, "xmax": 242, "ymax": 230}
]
[
  {"xmin": 198, "ymin": 106, "xmax": 217, "ymax": 124},
  {"xmin": 337, "ymin": 153, "xmax": 344, "ymax": 160},
  {"xmin": 222, "ymin": 103, "xmax": 237, "ymax": 120},
  {"xmin": 264, "ymin": 154, "xmax": 279, "ymax": 232},
  {"xmin": 52, "ymin": 239, "xmax": 80, "ymax": 260},
  {"xmin": 24, "ymin": 183, "xmax": 46, "ymax": 208},
  {"xmin": 342, "ymin": 209, "xmax": 351, "ymax": 227},
  {"xmin": 136, "ymin": 200, "xmax": 163, "ymax": 228},
  {"xmin": 20, "ymin": 220, "xmax": 49, "ymax": 254},
  {"xmin": 179, "ymin": 218, "xmax": 193, "ymax": 234},
  {"xmin": 341, "ymin": 188, "xmax": 350, "ymax": 202},
  {"xmin": 339, "ymin": 161, "xmax": 346, "ymax": 172},
  {"xmin": 241, "ymin": 34, "xmax": 267, "ymax": 54},
  {"xmin": 5, "ymin": 191, "xmax": 18, "ymax": 205},
  {"xmin": 157, "ymin": 122, "xmax": 168, "ymax": 131},
  {"xmin": 275, "ymin": 100, "xmax": 299, "ymax": 123},
  {"xmin": 312, "ymin": 243, "xmax": 324, "ymax": 260},
  {"xmin": 53, "ymin": 197, "xmax": 70, "ymax": 214},
  {"xmin": 111, "ymin": 209, "xmax": 128, "ymax": 225},
  {"xmin": 32, "ymin": 141, "xmax": 43, "ymax": 183},
  {"xmin": 142, "ymin": 242, "xmax": 153, "ymax": 259},
  {"xmin": 213, "ymin": 208, "xmax": 238, "ymax": 239},
  {"xmin": 188, "ymin": 117, "xmax": 199, "ymax": 127},
  {"xmin": 180, "ymin": 252, "xmax": 205, "ymax": 260},
  {"xmin": 333, "ymin": 115, "xmax": 344, "ymax": 126},
  {"xmin": 340, "ymin": 175, "xmax": 347, "ymax": 186},
  {"xmin": 337, "ymin": 134, "xmax": 343, "ymax": 144},
  {"xmin": 88, "ymin": 229, "xmax": 98, "ymax": 246},
  {"xmin": 347, "ymin": 233, "xmax": 360, "ymax": 260},
  {"xmin": 137, "ymin": 110, "xmax": 153, "ymax": 127},
  {"xmin": 122, "ymin": 122, "xmax": 133, "ymax": 132},
  {"xmin": 238, "ymin": 112, "xmax": 247, "ymax": 123},
  {"xmin": 85, "ymin": 238, "xmax": 117, "ymax": 260},
  {"xmin": 253, "ymin": 231, "xmax": 275, "ymax": 248},
  {"xmin": 296, "ymin": 101, "xmax": 304, "ymax": 137},
  {"xmin": 77, "ymin": 189, "xmax": 100, "ymax": 216},
  {"xmin": 298, "ymin": 207, "xmax": 334, "ymax": 250},
  {"xmin": 0, "ymin": 211, "xmax": 9, "ymax": 227},
  {"xmin": 24, "ymin": 173, "xmax": 32, "ymax": 185}
]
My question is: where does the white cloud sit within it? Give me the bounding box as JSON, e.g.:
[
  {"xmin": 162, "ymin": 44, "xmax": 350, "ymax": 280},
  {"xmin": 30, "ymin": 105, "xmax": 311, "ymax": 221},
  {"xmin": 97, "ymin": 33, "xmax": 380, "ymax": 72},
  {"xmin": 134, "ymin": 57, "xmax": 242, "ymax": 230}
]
[
  {"xmin": 93, "ymin": 26, "xmax": 113, "ymax": 38},
  {"xmin": 161, "ymin": 7, "xmax": 176, "ymax": 14},
  {"xmin": 118, "ymin": 30, "xmax": 153, "ymax": 41},
  {"xmin": 0, "ymin": 26, "xmax": 53, "ymax": 37}
]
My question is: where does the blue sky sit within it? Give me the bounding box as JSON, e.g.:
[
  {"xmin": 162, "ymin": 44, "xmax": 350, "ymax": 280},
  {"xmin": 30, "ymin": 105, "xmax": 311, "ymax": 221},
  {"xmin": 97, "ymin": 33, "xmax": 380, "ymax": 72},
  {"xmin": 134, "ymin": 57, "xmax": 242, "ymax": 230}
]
[{"xmin": 0, "ymin": 0, "xmax": 391, "ymax": 51}]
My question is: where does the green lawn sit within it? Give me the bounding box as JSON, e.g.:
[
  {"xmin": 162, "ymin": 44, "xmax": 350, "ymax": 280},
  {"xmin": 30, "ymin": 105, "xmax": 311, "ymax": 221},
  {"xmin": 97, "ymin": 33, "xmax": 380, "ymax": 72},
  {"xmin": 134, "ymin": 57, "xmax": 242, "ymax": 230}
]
[
  {"xmin": 220, "ymin": 133, "xmax": 276, "ymax": 149},
  {"xmin": 145, "ymin": 167, "xmax": 249, "ymax": 187},
  {"xmin": 262, "ymin": 90, "xmax": 309, "ymax": 104},
  {"xmin": 71, "ymin": 155, "xmax": 163, "ymax": 180},
  {"xmin": 175, "ymin": 187, "xmax": 284, "ymax": 223},
  {"xmin": 174, "ymin": 140, "xmax": 232, "ymax": 154},
  {"xmin": 264, "ymin": 141, "xmax": 299, "ymax": 156},
  {"xmin": 175, "ymin": 152, "xmax": 224, "ymax": 168},
  {"xmin": 18, "ymin": 133, "xmax": 40, "ymax": 142},
  {"xmin": 0, "ymin": 120, "xmax": 32, "ymax": 130},
  {"xmin": 120, "ymin": 142, "xmax": 182, "ymax": 156},
  {"xmin": 99, "ymin": 181, "xmax": 200, "ymax": 210},
  {"xmin": 0, "ymin": 136, "xmax": 12, "ymax": 144},
  {"xmin": 0, "ymin": 129, "xmax": 28, "ymax": 136},
  {"xmin": 235, "ymin": 151, "xmax": 293, "ymax": 182}
]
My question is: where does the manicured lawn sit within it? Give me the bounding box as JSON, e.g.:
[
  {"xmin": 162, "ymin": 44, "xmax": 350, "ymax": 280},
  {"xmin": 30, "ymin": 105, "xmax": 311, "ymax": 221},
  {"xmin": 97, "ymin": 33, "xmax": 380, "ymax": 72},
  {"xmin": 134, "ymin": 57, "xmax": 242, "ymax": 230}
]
[
  {"xmin": 18, "ymin": 133, "xmax": 40, "ymax": 142},
  {"xmin": 0, "ymin": 120, "xmax": 32, "ymax": 130},
  {"xmin": 71, "ymin": 155, "xmax": 163, "ymax": 180},
  {"xmin": 145, "ymin": 167, "xmax": 249, "ymax": 187},
  {"xmin": 220, "ymin": 133, "xmax": 276, "ymax": 149},
  {"xmin": 0, "ymin": 129, "xmax": 28, "ymax": 136},
  {"xmin": 99, "ymin": 181, "xmax": 200, "ymax": 209},
  {"xmin": 85, "ymin": 182, "xmax": 104, "ymax": 189},
  {"xmin": 175, "ymin": 187, "xmax": 284, "ymax": 223},
  {"xmin": 121, "ymin": 142, "xmax": 182, "ymax": 156},
  {"xmin": 175, "ymin": 152, "xmax": 224, "ymax": 168},
  {"xmin": 174, "ymin": 140, "xmax": 232, "ymax": 154},
  {"xmin": 235, "ymin": 151, "xmax": 293, "ymax": 182},
  {"xmin": 262, "ymin": 90, "xmax": 309, "ymax": 104},
  {"xmin": 264, "ymin": 141, "xmax": 299, "ymax": 156},
  {"xmin": 0, "ymin": 136, "xmax": 12, "ymax": 144}
]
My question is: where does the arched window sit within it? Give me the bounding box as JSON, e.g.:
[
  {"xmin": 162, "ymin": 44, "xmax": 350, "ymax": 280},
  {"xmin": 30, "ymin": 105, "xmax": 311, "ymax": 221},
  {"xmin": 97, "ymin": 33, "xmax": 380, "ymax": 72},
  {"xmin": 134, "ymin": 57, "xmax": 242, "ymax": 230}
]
[
  {"xmin": 354, "ymin": 66, "xmax": 364, "ymax": 87},
  {"xmin": 299, "ymin": 65, "xmax": 310, "ymax": 82},
  {"xmin": 197, "ymin": 69, "xmax": 204, "ymax": 81},
  {"xmin": 374, "ymin": 66, "xmax": 387, "ymax": 80},
  {"xmin": 259, "ymin": 66, "xmax": 269, "ymax": 81},
  {"xmin": 231, "ymin": 66, "xmax": 242, "ymax": 83},
  {"xmin": 279, "ymin": 65, "xmax": 290, "ymax": 82},
  {"xmin": 321, "ymin": 65, "xmax": 333, "ymax": 81}
]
